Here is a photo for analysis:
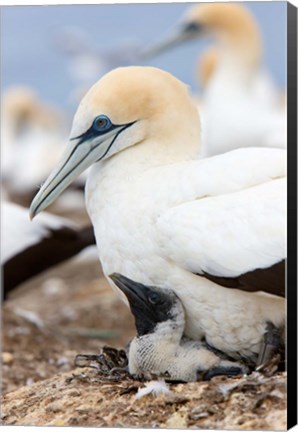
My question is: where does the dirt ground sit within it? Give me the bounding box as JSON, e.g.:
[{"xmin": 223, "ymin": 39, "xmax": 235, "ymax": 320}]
[
  {"xmin": 1, "ymin": 243, "xmax": 287, "ymax": 429},
  {"xmin": 2, "ymin": 248, "xmax": 135, "ymax": 393}
]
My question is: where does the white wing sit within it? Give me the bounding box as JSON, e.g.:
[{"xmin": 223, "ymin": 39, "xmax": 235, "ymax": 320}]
[
  {"xmin": 2, "ymin": 202, "xmax": 96, "ymax": 299},
  {"xmin": 1, "ymin": 202, "xmax": 75, "ymax": 263},
  {"xmin": 157, "ymin": 177, "xmax": 286, "ymax": 278}
]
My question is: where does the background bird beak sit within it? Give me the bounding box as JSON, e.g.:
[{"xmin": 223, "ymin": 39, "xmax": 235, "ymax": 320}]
[
  {"xmin": 140, "ymin": 22, "xmax": 203, "ymax": 59},
  {"xmin": 29, "ymin": 127, "xmax": 122, "ymax": 219}
]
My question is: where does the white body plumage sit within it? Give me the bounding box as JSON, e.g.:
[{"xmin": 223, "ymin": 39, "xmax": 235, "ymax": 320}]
[
  {"xmin": 29, "ymin": 66, "xmax": 286, "ymax": 362},
  {"xmin": 86, "ymin": 146, "xmax": 285, "ymax": 360}
]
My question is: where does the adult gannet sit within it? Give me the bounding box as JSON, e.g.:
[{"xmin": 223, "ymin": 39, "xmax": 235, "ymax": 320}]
[
  {"xmin": 1, "ymin": 87, "xmax": 66, "ymax": 203},
  {"xmin": 142, "ymin": 3, "xmax": 286, "ymax": 156},
  {"xmin": 2, "ymin": 202, "xmax": 95, "ymax": 299},
  {"xmin": 30, "ymin": 66, "xmax": 286, "ymax": 363},
  {"xmin": 110, "ymin": 273, "xmax": 248, "ymax": 381},
  {"xmin": 1, "ymin": 87, "xmax": 88, "ymax": 213}
]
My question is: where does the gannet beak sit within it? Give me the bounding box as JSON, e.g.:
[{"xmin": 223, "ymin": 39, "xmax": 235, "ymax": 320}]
[
  {"xmin": 109, "ymin": 273, "xmax": 148, "ymax": 306},
  {"xmin": 29, "ymin": 124, "xmax": 129, "ymax": 219},
  {"xmin": 110, "ymin": 273, "xmax": 160, "ymax": 334},
  {"xmin": 140, "ymin": 22, "xmax": 203, "ymax": 59}
]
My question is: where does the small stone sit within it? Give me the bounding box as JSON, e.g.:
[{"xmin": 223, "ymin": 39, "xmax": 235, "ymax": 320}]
[
  {"xmin": 75, "ymin": 405, "xmax": 91, "ymax": 414},
  {"xmin": 190, "ymin": 412, "xmax": 209, "ymax": 420},
  {"xmin": 68, "ymin": 416, "xmax": 79, "ymax": 425},
  {"xmin": 2, "ymin": 352, "xmax": 14, "ymax": 365},
  {"xmin": 46, "ymin": 401, "xmax": 63, "ymax": 413},
  {"xmin": 46, "ymin": 418, "xmax": 65, "ymax": 426},
  {"xmin": 164, "ymin": 410, "xmax": 188, "ymax": 428},
  {"xmin": 26, "ymin": 378, "xmax": 34, "ymax": 386},
  {"xmin": 57, "ymin": 356, "xmax": 69, "ymax": 367},
  {"xmin": 65, "ymin": 389, "xmax": 81, "ymax": 397},
  {"xmin": 270, "ymin": 389, "xmax": 284, "ymax": 399}
]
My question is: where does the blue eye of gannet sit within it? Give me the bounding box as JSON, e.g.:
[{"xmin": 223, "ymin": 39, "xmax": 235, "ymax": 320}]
[{"xmin": 93, "ymin": 115, "xmax": 112, "ymax": 132}]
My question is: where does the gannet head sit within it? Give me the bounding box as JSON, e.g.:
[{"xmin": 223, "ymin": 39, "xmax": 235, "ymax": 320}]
[
  {"xmin": 30, "ymin": 66, "xmax": 200, "ymax": 218},
  {"xmin": 2, "ymin": 86, "xmax": 62, "ymax": 135},
  {"xmin": 142, "ymin": 3, "xmax": 261, "ymax": 65},
  {"xmin": 109, "ymin": 273, "xmax": 185, "ymax": 338}
]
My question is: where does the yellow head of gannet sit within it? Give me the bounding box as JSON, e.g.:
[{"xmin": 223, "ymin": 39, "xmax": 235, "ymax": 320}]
[
  {"xmin": 30, "ymin": 66, "xmax": 200, "ymax": 218},
  {"xmin": 2, "ymin": 86, "xmax": 62, "ymax": 133},
  {"xmin": 143, "ymin": 3, "xmax": 262, "ymax": 67}
]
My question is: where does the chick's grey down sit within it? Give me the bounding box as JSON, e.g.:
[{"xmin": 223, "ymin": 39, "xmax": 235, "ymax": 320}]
[{"xmin": 110, "ymin": 273, "xmax": 248, "ymax": 382}]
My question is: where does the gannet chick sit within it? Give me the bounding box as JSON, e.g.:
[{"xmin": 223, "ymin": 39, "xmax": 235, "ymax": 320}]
[
  {"xmin": 30, "ymin": 66, "xmax": 286, "ymax": 363},
  {"xmin": 2, "ymin": 202, "xmax": 95, "ymax": 299},
  {"xmin": 110, "ymin": 273, "xmax": 247, "ymax": 382},
  {"xmin": 142, "ymin": 3, "xmax": 286, "ymax": 155}
]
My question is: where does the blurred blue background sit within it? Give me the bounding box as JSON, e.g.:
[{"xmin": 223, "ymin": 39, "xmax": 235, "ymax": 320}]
[{"xmin": 1, "ymin": 2, "xmax": 287, "ymax": 115}]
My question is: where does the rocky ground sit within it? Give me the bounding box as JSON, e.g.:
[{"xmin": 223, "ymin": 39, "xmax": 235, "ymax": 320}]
[{"xmin": 1, "ymin": 246, "xmax": 287, "ymax": 429}]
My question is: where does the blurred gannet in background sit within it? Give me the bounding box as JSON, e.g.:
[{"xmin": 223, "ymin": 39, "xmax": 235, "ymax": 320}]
[
  {"xmin": 1, "ymin": 87, "xmax": 87, "ymax": 214},
  {"xmin": 30, "ymin": 66, "xmax": 286, "ymax": 364},
  {"xmin": 1, "ymin": 87, "xmax": 66, "ymax": 204},
  {"xmin": 142, "ymin": 3, "xmax": 286, "ymax": 156},
  {"xmin": 111, "ymin": 273, "xmax": 248, "ymax": 381},
  {"xmin": 54, "ymin": 26, "xmax": 143, "ymax": 104},
  {"xmin": 2, "ymin": 202, "xmax": 95, "ymax": 300}
]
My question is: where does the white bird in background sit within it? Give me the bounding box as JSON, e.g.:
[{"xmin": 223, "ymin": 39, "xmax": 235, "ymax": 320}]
[
  {"xmin": 142, "ymin": 3, "xmax": 287, "ymax": 156},
  {"xmin": 2, "ymin": 201, "xmax": 95, "ymax": 300},
  {"xmin": 1, "ymin": 87, "xmax": 66, "ymax": 204},
  {"xmin": 30, "ymin": 66, "xmax": 286, "ymax": 365},
  {"xmin": 1, "ymin": 86, "xmax": 88, "ymax": 214},
  {"xmin": 54, "ymin": 26, "xmax": 143, "ymax": 105}
]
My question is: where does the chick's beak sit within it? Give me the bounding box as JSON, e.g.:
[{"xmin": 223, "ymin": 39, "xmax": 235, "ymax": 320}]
[
  {"xmin": 109, "ymin": 273, "xmax": 148, "ymax": 306},
  {"xmin": 110, "ymin": 273, "xmax": 160, "ymax": 335}
]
